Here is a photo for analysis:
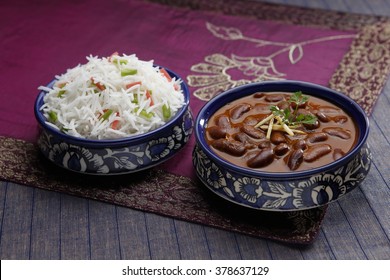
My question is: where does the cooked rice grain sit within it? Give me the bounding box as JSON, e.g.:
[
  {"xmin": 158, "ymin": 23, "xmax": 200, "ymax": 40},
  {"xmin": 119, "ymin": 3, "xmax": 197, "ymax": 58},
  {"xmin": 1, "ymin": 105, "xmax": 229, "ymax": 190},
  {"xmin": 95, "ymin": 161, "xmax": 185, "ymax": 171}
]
[{"xmin": 39, "ymin": 54, "xmax": 184, "ymax": 139}]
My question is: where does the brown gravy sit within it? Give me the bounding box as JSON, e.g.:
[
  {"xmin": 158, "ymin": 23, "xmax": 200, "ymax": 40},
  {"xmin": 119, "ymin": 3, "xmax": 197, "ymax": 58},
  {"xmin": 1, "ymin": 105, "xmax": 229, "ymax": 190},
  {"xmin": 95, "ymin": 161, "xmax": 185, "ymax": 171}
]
[{"xmin": 206, "ymin": 92, "xmax": 358, "ymax": 172}]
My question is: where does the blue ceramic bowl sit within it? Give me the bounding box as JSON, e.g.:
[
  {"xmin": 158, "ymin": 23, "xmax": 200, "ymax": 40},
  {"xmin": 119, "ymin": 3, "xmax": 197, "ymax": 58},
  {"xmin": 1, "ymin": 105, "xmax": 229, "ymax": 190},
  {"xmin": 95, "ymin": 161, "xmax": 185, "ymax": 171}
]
[
  {"xmin": 35, "ymin": 68, "xmax": 193, "ymax": 175},
  {"xmin": 193, "ymin": 81, "xmax": 371, "ymax": 211}
]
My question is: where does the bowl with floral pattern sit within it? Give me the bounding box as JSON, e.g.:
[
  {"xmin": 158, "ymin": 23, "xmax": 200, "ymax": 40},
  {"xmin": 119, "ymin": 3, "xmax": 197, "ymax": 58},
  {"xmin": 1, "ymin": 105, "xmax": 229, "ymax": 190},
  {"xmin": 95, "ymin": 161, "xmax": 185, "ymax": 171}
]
[
  {"xmin": 34, "ymin": 67, "xmax": 193, "ymax": 175},
  {"xmin": 193, "ymin": 80, "xmax": 371, "ymax": 211}
]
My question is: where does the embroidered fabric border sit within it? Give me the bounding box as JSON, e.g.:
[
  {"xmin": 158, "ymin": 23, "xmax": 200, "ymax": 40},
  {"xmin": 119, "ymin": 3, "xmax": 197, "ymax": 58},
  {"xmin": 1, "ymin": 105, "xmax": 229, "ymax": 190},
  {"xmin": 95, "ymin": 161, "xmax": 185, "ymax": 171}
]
[{"xmin": 329, "ymin": 21, "xmax": 390, "ymax": 115}]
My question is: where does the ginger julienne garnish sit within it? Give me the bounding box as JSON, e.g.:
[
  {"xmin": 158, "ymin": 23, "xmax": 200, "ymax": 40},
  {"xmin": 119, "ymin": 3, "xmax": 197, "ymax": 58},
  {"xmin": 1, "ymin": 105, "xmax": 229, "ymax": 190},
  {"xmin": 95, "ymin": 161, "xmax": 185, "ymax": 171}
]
[{"xmin": 254, "ymin": 91, "xmax": 317, "ymax": 139}]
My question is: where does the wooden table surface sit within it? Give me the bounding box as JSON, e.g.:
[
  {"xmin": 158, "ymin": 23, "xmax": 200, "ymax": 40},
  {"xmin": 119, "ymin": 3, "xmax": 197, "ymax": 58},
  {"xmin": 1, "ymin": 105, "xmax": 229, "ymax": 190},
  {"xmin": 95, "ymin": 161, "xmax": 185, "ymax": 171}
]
[{"xmin": 0, "ymin": 0, "xmax": 389, "ymax": 260}]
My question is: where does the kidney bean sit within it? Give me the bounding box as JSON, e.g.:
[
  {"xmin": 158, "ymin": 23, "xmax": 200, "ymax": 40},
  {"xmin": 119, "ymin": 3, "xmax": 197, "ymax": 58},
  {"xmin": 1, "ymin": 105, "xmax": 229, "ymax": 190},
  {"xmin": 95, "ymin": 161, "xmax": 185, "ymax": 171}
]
[
  {"xmin": 303, "ymin": 144, "xmax": 332, "ymax": 162},
  {"xmin": 253, "ymin": 92, "xmax": 265, "ymax": 98},
  {"xmin": 270, "ymin": 131, "xmax": 286, "ymax": 144},
  {"xmin": 333, "ymin": 115, "xmax": 348, "ymax": 124},
  {"xmin": 258, "ymin": 140, "xmax": 271, "ymax": 149},
  {"xmin": 254, "ymin": 103, "xmax": 271, "ymax": 113},
  {"xmin": 215, "ymin": 115, "xmax": 231, "ymax": 128},
  {"xmin": 316, "ymin": 112, "xmax": 330, "ymax": 122},
  {"xmin": 292, "ymin": 138, "xmax": 307, "ymax": 150},
  {"xmin": 233, "ymin": 133, "xmax": 257, "ymax": 149},
  {"xmin": 211, "ymin": 139, "xmax": 246, "ymax": 156},
  {"xmin": 265, "ymin": 94, "xmax": 284, "ymax": 102},
  {"xmin": 290, "ymin": 101, "xmax": 307, "ymax": 109},
  {"xmin": 323, "ymin": 127, "xmax": 351, "ymax": 139},
  {"xmin": 243, "ymin": 116, "xmax": 259, "ymax": 126},
  {"xmin": 287, "ymin": 149, "xmax": 304, "ymax": 170},
  {"xmin": 208, "ymin": 126, "xmax": 227, "ymax": 139},
  {"xmin": 241, "ymin": 125, "xmax": 265, "ymax": 139},
  {"xmin": 277, "ymin": 100, "xmax": 290, "ymax": 110},
  {"xmin": 247, "ymin": 148, "xmax": 274, "ymax": 168},
  {"xmin": 318, "ymin": 106, "xmax": 341, "ymax": 114},
  {"xmin": 297, "ymin": 108, "xmax": 309, "ymax": 115},
  {"xmin": 234, "ymin": 132, "xmax": 250, "ymax": 143},
  {"xmin": 303, "ymin": 120, "xmax": 320, "ymax": 130},
  {"xmin": 304, "ymin": 119, "xmax": 320, "ymax": 129},
  {"xmin": 306, "ymin": 132, "xmax": 328, "ymax": 143},
  {"xmin": 274, "ymin": 143, "xmax": 289, "ymax": 156},
  {"xmin": 333, "ymin": 148, "xmax": 346, "ymax": 160},
  {"xmin": 229, "ymin": 103, "xmax": 251, "ymax": 120}
]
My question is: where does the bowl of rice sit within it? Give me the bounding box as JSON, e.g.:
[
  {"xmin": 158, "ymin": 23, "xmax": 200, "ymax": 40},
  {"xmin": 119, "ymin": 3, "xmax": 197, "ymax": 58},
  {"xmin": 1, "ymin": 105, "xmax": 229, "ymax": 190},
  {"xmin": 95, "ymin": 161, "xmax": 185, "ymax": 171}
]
[{"xmin": 34, "ymin": 53, "xmax": 193, "ymax": 175}]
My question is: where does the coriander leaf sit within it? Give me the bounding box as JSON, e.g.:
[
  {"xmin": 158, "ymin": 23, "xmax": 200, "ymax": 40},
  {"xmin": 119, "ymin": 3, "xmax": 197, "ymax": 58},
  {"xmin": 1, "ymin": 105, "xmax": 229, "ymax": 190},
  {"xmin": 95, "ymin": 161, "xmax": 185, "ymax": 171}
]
[
  {"xmin": 297, "ymin": 114, "xmax": 317, "ymax": 125},
  {"xmin": 295, "ymin": 113, "xmax": 305, "ymax": 122},
  {"xmin": 283, "ymin": 108, "xmax": 291, "ymax": 122},
  {"xmin": 289, "ymin": 91, "xmax": 308, "ymax": 106},
  {"xmin": 261, "ymin": 92, "xmax": 317, "ymax": 132}
]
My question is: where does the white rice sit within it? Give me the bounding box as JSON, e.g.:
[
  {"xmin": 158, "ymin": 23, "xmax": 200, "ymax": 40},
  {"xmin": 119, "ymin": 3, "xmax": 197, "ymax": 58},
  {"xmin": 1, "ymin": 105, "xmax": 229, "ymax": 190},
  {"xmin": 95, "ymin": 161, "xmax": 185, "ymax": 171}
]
[{"xmin": 38, "ymin": 54, "xmax": 185, "ymax": 140}]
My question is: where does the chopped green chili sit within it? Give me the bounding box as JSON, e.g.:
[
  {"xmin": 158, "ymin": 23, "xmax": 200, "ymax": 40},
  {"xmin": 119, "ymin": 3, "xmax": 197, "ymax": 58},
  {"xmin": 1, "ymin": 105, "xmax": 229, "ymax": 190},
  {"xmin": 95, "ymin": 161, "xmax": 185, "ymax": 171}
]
[
  {"xmin": 48, "ymin": 111, "xmax": 58, "ymax": 122},
  {"xmin": 139, "ymin": 109, "xmax": 154, "ymax": 119},
  {"xmin": 57, "ymin": 90, "xmax": 66, "ymax": 98},
  {"xmin": 114, "ymin": 59, "xmax": 128, "ymax": 65},
  {"xmin": 121, "ymin": 68, "xmax": 137, "ymax": 76},
  {"xmin": 132, "ymin": 94, "xmax": 139, "ymax": 104},
  {"xmin": 162, "ymin": 104, "xmax": 171, "ymax": 120},
  {"xmin": 101, "ymin": 109, "xmax": 113, "ymax": 121}
]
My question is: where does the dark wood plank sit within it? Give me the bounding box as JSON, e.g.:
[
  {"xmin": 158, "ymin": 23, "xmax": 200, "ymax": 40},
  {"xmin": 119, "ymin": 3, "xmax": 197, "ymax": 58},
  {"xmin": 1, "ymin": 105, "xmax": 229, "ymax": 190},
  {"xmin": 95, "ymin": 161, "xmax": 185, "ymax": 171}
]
[
  {"xmin": 30, "ymin": 189, "xmax": 61, "ymax": 259},
  {"xmin": 267, "ymin": 0, "xmax": 389, "ymax": 16},
  {"xmin": 0, "ymin": 183, "xmax": 33, "ymax": 259},
  {"xmin": 266, "ymin": 241, "xmax": 304, "ymax": 260},
  {"xmin": 321, "ymin": 202, "xmax": 367, "ymax": 259},
  {"xmin": 116, "ymin": 207, "xmax": 151, "ymax": 259},
  {"xmin": 370, "ymin": 83, "xmax": 390, "ymax": 182},
  {"xmin": 300, "ymin": 230, "xmax": 336, "ymax": 260},
  {"xmin": 144, "ymin": 213, "xmax": 181, "ymax": 259},
  {"xmin": 174, "ymin": 220, "xmax": 211, "ymax": 259},
  {"xmin": 203, "ymin": 227, "xmax": 242, "ymax": 259},
  {"xmin": 235, "ymin": 235, "xmax": 272, "ymax": 259},
  {"xmin": 88, "ymin": 200, "xmax": 121, "ymax": 260},
  {"xmin": 338, "ymin": 183, "xmax": 390, "ymax": 259},
  {"xmin": 356, "ymin": 160, "xmax": 390, "ymax": 239},
  {"xmin": 60, "ymin": 194, "xmax": 91, "ymax": 259},
  {"xmin": 0, "ymin": 181, "xmax": 6, "ymax": 239},
  {"xmin": 344, "ymin": 0, "xmax": 390, "ymax": 15},
  {"xmin": 263, "ymin": 0, "xmax": 341, "ymax": 12},
  {"xmin": 342, "ymin": 0, "xmax": 372, "ymax": 14},
  {"xmin": 361, "ymin": 90, "xmax": 390, "ymax": 240}
]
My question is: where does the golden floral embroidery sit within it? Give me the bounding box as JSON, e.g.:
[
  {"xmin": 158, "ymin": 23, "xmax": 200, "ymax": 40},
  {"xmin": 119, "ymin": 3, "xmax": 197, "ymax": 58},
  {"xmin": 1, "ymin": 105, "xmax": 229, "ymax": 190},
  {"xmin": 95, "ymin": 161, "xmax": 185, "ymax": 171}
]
[
  {"xmin": 329, "ymin": 22, "xmax": 390, "ymax": 115},
  {"xmin": 188, "ymin": 22, "xmax": 356, "ymax": 101}
]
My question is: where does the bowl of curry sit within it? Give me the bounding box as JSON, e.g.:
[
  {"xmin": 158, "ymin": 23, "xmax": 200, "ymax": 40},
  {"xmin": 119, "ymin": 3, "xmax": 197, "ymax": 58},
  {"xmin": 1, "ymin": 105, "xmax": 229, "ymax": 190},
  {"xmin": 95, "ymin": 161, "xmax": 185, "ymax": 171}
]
[{"xmin": 193, "ymin": 80, "xmax": 371, "ymax": 211}]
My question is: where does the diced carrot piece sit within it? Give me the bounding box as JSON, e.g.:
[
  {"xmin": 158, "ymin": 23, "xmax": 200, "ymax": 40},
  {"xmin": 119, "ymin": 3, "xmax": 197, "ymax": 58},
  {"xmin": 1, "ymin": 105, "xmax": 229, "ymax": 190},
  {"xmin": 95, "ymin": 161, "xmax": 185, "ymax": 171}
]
[
  {"xmin": 160, "ymin": 68, "xmax": 172, "ymax": 82},
  {"xmin": 111, "ymin": 112, "xmax": 120, "ymax": 129},
  {"xmin": 146, "ymin": 90, "xmax": 154, "ymax": 106},
  {"xmin": 108, "ymin": 52, "xmax": 119, "ymax": 62},
  {"xmin": 91, "ymin": 78, "xmax": 106, "ymax": 91},
  {"xmin": 125, "ymin": 81, "xmax": 142, "ymax": 89}
]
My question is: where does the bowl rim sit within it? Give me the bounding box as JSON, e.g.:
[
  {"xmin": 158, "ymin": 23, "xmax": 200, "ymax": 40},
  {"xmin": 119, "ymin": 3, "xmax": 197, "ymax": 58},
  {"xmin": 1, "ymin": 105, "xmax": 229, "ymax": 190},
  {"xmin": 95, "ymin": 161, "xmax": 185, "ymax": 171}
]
[
  {"xmin": 195, "ymin": 80, "xmax": 370, "ymax": 179},
  {"xmin": 34, "ymin": 67, "xmax": 190, "ymax": 148}
]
